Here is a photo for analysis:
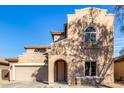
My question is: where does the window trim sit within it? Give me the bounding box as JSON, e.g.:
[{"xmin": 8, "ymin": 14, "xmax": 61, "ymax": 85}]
[
  {"xmin": 84, "ymin": 26, "xmax": 97, "ymax": 45},
  {"xmin": 85, "ymin": 61, "xmax": 97, "ymax": 76}
]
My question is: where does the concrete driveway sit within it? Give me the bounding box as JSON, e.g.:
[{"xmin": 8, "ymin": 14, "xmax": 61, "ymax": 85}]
[
  {"xmin": 0, "ymin": 81, "xmax": 69, "ymax": 88},
  {"xmin": 0, "ymin": 80, "xmax": 108, "ymax": 88}
]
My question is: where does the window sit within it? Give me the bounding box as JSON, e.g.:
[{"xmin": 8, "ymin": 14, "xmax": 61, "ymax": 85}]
[
  {"xmin": 34, "ymin": 49, "xmax": 45, "ymax": 53},
  {"xmin": 85, "ymin": 61, "xmax": 96, "ymax": 76},
  {"xmin": 54, "ymin": 36, "xmax": 64, "ymax": 42},
  {"xmin": 84, "ymin": 27, "xmax": 96, "ymax": 44}
]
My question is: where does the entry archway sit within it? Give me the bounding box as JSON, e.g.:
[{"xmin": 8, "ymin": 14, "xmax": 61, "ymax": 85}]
[{"xmin": 54, "ymin": 59, "xmax": 67, "ymax": 83}]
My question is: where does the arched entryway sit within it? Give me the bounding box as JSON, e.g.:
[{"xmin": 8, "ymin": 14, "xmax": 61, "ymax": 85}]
[{"xmin": 54, "ymin": 60, "xmax": 67, "ymax": 83}]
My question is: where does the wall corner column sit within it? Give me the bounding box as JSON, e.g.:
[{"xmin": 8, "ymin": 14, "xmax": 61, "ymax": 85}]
[
  {"xmin": 48, "ymin": 59, "xmax": 54, "ymax": 85},
  {"xmin": 9, "ymin": 63, "xmax": 15, "ymax": 81}
]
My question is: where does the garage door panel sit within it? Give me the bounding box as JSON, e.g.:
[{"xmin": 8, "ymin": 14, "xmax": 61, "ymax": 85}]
[{"xmin": 15, "ymin": 66, "xmax": 48, "ymax": 81}]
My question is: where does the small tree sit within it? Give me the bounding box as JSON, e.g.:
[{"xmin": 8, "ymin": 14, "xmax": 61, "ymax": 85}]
[
  {"xmin": 120, "ymin": 48, "xmax": 124, "ymax": 56},
  {"xmin": 115, "ymin": 5, "xmax": 124, "ymax": 31}
]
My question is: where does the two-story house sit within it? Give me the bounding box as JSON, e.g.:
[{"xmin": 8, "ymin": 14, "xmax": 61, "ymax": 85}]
[{"xmin": 0, "ymin": 7, "xmax": 114, "ymax": 85}]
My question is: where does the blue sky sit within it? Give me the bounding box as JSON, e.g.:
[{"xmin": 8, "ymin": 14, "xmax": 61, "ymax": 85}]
[{"xmin": 0, "ymin": 5, "xmax": 123, "ymax": 57}]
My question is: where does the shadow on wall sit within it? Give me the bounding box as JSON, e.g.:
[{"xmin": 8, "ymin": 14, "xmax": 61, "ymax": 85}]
[
  {"xmin": 68, "ymin": 9, "xmax": 113, "ymax": 85},
  {"xmin": 49, "ymin": 8, "xmax": 114, "ymax": 86},
  {"xmin": 2, "ymin": 69, "xmax": 9, "ymax": 80},
  {"xmin": 31, "ymin": 65, "xmax": 48, "ymax": 84}
]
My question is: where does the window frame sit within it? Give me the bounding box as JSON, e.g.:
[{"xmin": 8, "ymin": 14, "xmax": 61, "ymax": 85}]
[
  {"xmin": 85, "ymin": 61, "xmax": 97, "ymax": 76},
  {"xmin": 84, "ymin": 26, "xmax": 97, "ymax": 45}
]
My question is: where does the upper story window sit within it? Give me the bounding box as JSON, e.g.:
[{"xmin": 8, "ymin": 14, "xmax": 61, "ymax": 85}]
[
  {"xmin": 84, "ymin": 27, "xmax": 96, "ymax": 44},
  {"xmin": 34, "ymin": 49, "xmax": 45, "ymax": 53},
  {"xmin": 54, "ymin": 36, "xmax": 64, "ymax": 42}
]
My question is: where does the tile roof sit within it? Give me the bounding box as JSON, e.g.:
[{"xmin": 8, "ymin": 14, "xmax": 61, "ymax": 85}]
[
  {"xmin": 24, "ymin": 46, "xmax": 50, "ymax": 49},
  {"xmin": 5, "ymin": 57, "xmax": 18, "ymax": 63},
  {"xmin": 0, "ymin": 58, "xmax": 9, "ymax": 64},
  {"xmin": 114, "ymin": 55, "xmax": 124, "ymax": 62}
]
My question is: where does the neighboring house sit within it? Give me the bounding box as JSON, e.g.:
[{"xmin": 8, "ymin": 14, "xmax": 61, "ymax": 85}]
[
  {"xmin": 0, "ymin": 7, "xmax": 114, "ymax": 85},
  {"xmin": 0, "ymin": 58, "xmax": 9, "ymax": 80},
  {"xmin": 114, "ymin": 56, "xmax": 124, "ymax": 81}
]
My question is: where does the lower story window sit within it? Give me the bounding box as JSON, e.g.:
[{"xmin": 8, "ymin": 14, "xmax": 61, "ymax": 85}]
[{"xmin": 85, "ymin": 61, "xmax": 96, "ymax": 76}]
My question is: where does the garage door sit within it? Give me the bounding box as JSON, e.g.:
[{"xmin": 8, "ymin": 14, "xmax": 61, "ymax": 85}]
[{"xmin": 15, "ymin": 66, "xmax": 48, "ymax": 82}]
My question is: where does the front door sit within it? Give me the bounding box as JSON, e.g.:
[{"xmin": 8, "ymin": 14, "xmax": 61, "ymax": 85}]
[{"xmin": 54, "ymin": 60, "xmax": 67, "ymax": 82}]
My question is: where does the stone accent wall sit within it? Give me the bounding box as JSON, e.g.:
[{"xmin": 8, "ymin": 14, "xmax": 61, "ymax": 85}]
[{"xmin": 48, "ymin": 8, "xmax": 114, "ymax": 85}]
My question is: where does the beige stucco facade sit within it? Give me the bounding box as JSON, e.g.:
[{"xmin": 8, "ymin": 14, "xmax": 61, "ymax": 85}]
[
  {"xmin": 48, "ymin": 8, "xmax": 114, "ymax": 85},
  {"xmin": 0, "ymin": 7, "xmax": 114, "ymax": 86}
]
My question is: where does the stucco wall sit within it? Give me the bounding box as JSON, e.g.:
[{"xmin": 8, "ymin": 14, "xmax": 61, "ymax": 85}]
[
  {"xmin": 48, "ymin": 8, "xmax": 114, "ymax": 85},
  {"xmin": 18, "ymin": 49, "xmax": 47, "ymax": 63},
  {"xmin": 114, "ymin": 61, "xmax": 124, "ymax": 81},
  {"xmin": 0, "ymin": 65, "xmax": 9, "ymax": 69}
]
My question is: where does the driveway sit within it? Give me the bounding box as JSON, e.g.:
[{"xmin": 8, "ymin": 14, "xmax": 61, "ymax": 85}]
[
  {"xmin": 0, "ymin": 80, "xmax": 109, "ymax": 88},
  {"xmin": 0, "ymin": 81, "xmax": 69, "ymax": 88}
]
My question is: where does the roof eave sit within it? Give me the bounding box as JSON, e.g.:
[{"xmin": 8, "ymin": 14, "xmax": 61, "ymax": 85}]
[
  {"xmin": 24, "ymin": 46, "xmax": 50, "ymax": 49},
  {"xmin": 5, "ymin": 58, "xmax": 18, "ymax": 63}
]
